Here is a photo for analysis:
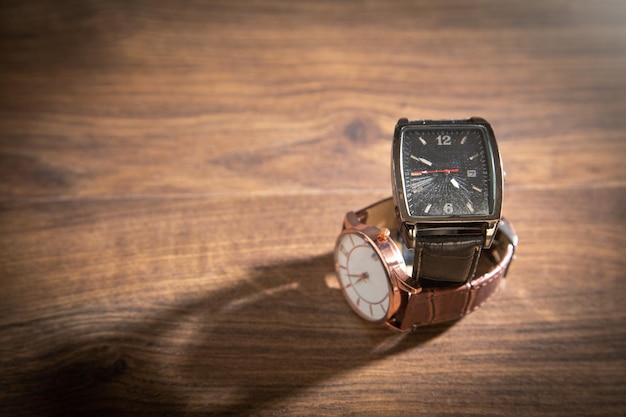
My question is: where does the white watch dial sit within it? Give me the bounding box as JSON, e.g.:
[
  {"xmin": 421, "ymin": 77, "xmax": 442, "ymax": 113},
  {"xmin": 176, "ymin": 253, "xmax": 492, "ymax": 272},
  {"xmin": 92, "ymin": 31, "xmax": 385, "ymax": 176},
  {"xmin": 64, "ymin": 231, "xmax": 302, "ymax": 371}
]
[{"xmin": 335, "ymin": 232, "xmax": 392, "ymax": 322}]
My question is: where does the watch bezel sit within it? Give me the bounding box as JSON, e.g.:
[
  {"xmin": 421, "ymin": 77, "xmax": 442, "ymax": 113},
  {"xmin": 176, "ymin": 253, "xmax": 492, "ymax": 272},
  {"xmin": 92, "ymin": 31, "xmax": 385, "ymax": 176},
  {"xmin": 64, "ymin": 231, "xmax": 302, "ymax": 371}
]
[
  {"xmin": 334, "ymin": 228, "xmax": 405, "ymax": 324},
  {"xmin": 391, "ymin": 118, "xmax": 503, "ymax": 226}
]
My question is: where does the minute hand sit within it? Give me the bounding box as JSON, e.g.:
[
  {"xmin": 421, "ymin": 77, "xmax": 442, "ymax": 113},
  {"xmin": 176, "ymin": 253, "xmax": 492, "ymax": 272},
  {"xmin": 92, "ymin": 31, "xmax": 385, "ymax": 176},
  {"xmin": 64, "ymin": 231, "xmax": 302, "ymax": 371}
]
[{"xmin": 411, "ymin": 168, "xmax": 459, "ymax": 176}]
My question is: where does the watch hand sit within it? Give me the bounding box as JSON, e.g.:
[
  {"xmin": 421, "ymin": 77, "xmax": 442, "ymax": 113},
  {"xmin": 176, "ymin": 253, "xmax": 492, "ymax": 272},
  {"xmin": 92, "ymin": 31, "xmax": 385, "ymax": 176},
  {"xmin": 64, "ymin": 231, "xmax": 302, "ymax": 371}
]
[
  {"xmin": 450, "ymin": 177, "xmax": 460, "ymax": 188},
  {"xmin": 409, "ymin": 155, "xmax": 433, "ymax": 166},
  {"xmin": 348, "ymin": 272, "xmax": 369, "ymax": 283},
  {"xmin": 356, "ymin": 272, "xmax": 369, "ymax": 283},
  {"xmin": 411, "ymin": 168, "xmax": 459, "ymax": 176}
]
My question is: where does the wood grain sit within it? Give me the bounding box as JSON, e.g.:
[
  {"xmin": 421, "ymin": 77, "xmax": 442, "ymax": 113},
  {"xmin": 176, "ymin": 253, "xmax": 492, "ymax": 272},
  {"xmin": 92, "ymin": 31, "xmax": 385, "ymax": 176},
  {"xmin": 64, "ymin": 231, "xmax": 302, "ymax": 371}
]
[{"xmin": 1, "ymin": 1, "xmax": 625, "ymax": 416}]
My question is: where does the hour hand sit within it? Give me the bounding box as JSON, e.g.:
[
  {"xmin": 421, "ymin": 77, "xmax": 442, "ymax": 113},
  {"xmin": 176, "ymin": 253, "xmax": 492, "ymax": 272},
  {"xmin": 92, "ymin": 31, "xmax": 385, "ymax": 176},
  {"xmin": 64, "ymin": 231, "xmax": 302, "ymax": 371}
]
[
  {"xmin": 410, "ymin": 155, "xmax": 432, "ymax": 166},
  {"xmin": 349, "ymin": 272, "xmax": 369, "ymax": 283}
]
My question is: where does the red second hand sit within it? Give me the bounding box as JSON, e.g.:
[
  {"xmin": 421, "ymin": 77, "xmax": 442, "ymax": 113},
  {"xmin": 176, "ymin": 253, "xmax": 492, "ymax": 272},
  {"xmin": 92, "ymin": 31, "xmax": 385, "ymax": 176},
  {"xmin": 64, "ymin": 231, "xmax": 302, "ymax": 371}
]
[{"xmin": 411, "ymin": 168, "xmax": 459, "ymax": 176}]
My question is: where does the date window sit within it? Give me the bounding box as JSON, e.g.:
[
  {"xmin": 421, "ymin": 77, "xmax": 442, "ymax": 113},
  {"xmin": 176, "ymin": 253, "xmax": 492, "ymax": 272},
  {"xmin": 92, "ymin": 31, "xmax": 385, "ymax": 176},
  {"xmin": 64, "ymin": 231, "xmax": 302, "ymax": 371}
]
[{"xmin": 467, "ymin": 170, "xmax": 477, "ymax": 178}]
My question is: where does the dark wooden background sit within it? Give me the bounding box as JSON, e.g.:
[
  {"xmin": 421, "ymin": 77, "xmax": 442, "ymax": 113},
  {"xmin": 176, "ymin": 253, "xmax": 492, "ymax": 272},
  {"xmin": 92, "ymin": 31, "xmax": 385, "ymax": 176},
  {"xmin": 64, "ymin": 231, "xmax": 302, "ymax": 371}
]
[{"xmin": 1, "ymin": 1, "xmax": 625, "ymax": 416}]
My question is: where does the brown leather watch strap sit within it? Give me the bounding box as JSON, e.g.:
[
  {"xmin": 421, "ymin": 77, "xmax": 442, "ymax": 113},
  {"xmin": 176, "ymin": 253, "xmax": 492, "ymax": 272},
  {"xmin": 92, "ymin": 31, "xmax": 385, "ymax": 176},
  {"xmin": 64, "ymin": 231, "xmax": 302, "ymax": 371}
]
[
  {"xmin": 346, "ymin": 197, "xmax": 517, "ymax": 331},
  {"xmin": 400, "ymin": 222, "xmax": 515, "ymax": 331}
]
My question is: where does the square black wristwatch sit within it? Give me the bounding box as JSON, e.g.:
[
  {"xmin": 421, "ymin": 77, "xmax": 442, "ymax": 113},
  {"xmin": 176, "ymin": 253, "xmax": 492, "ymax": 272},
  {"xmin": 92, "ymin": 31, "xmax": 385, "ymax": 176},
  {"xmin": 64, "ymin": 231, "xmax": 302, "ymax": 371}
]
[{"xmin": 391, "ymin": 118, "xmax": 504, "ymax": 287}]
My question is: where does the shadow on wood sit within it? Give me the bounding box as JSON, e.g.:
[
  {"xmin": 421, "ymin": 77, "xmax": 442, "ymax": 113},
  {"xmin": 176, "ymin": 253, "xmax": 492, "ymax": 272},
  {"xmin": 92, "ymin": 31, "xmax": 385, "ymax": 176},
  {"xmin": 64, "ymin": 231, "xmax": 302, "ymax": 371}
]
[{"xmin": 6, "ymin": 254, "xmax": 456, "ymax": 416}]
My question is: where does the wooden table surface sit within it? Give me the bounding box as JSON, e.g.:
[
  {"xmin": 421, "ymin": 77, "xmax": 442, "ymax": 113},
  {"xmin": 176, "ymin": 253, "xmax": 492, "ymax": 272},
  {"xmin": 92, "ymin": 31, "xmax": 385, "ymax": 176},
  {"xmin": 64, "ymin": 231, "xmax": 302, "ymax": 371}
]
[{"xmin": 1, "ymin": 1, "xmax": 625, "ymax": 416}]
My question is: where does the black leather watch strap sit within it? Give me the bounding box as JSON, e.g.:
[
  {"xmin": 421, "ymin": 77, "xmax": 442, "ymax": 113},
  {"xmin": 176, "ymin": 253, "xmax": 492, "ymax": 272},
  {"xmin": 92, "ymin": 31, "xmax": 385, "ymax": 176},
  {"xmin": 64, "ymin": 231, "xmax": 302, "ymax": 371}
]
[{"xmin": 414, "ymin": 234, "xmax": 484, "ymax": 285}]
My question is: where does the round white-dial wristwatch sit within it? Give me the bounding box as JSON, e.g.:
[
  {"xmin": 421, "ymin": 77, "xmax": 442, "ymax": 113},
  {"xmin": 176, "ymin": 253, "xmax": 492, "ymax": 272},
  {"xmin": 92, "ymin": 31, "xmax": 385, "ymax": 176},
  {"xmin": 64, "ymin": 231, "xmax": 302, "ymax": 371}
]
[{"xmin": 335, "ymin": 227, "xmax": 403, "ymax": 322}]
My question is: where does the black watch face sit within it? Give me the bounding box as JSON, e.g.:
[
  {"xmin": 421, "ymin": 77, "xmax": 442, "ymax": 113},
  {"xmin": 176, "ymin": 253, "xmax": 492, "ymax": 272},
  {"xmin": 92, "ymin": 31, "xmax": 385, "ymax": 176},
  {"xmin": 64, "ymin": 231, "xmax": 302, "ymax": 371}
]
[{"xmin": 400, "ymin": 125, "xmax": 494, "ymax": 218}]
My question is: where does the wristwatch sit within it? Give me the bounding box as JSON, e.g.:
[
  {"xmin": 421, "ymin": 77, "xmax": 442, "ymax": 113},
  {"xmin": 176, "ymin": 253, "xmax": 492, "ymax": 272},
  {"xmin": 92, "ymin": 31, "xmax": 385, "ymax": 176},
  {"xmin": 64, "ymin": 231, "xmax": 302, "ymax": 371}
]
[
  {"xmin": 334, "ymin": 197, "xmax": 517, "ymax": 332},
  {"xmin": 391, "ymin": 117, "xmax": 504, "ymax": 286}
]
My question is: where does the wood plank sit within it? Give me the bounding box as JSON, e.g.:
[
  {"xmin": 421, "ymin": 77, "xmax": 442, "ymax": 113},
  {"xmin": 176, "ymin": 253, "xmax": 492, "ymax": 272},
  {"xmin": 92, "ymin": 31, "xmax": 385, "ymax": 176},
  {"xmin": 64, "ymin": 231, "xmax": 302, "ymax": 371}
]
[{"xmin": 1, "ymin": 1, "xmax": 625, "ymax": 197}]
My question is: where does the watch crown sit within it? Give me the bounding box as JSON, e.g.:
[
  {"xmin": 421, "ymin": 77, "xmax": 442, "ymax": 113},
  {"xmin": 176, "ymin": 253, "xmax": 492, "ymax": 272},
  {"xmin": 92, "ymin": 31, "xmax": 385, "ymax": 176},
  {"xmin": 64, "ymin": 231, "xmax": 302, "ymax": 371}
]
[{"xmin": 377, "ymin": 228, "xmax": 391, "ymax": 243}]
